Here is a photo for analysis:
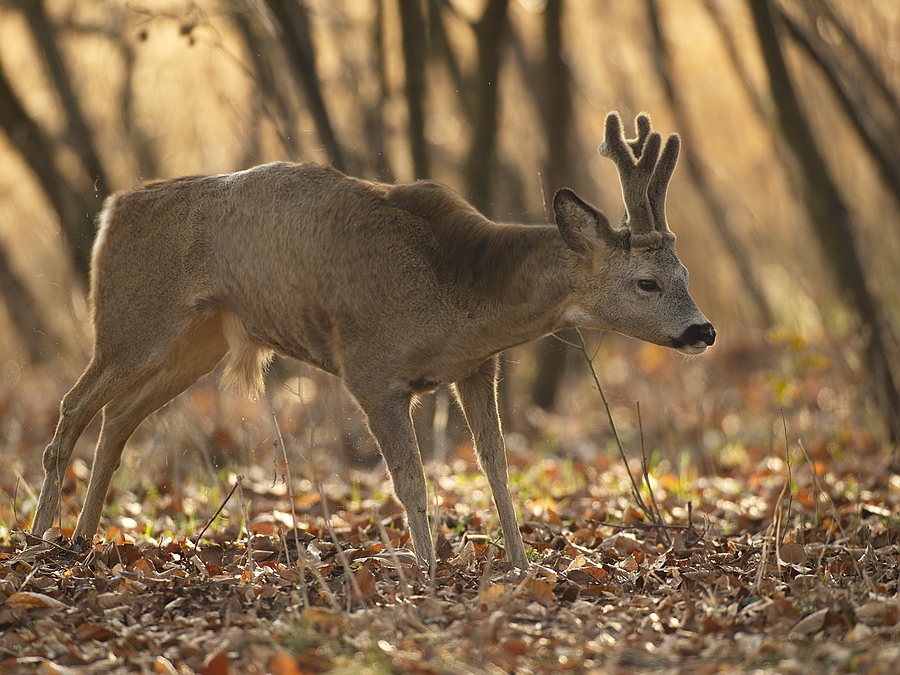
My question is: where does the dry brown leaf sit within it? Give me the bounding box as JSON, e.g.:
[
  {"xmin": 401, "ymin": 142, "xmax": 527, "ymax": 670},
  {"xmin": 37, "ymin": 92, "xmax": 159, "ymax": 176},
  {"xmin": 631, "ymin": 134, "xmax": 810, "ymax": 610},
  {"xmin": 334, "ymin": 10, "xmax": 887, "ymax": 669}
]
[
  {"xmin": 350, "ymin": 566, "xmax": 377, "ymax": 602},
  {"xmin": 480, "ymin": 584, "xmax": 511, "ymax": 612},
  {"xmin": 6, "ymin": 591, "xmax": 68, "ymax": 610},
  {"xmin": 267, "ymin": 650, "xmax": 302, "ymax": 675},
  {"xmin": 523, "ymin": 578, "xmax": 556, "ymax": 607},
  {"xmin": 202, "ymin": 650, "xmax": 235, "ymax": 675},
  {"xmin": 856, "ymin": 600, "xmax": 896, "ymax": 626},
  {"xmin": 789, "ymin": 607, "xmax": 829, "ymax": 636},
  {"xmin": 778, "ymin": 541, "xmax": 807, "ymax": 565},
  {"xmin": 154, "ymin": 656, "xmax": 178, "ymax": 674},
  {"xmin": 75, "ymin": 622, "xmax": 113, "ymax": 641},
  {"xmin": 566, "ymin": 554, "xmax": 586, "ymax": 570},
  {"xmin": 300, "ymin": 607, "xmax": 346, "ymax": 630}
]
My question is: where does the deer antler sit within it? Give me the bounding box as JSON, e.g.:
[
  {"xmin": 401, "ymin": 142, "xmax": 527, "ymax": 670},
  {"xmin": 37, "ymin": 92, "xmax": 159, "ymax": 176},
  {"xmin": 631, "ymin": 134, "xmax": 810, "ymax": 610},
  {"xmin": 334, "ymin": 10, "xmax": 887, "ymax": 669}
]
[
  {"xmin": 648, "ymin": 130, "xmax": 680, "ymax": 236},
  {"xmin": 599, "ymin": 112, "xmax": 679, "ymax": 245}
]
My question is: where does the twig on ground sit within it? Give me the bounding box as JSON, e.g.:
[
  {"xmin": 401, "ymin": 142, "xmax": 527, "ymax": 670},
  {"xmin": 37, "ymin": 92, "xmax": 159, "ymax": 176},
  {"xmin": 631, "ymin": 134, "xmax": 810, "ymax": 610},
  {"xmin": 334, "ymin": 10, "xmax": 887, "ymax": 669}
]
[
  {"xmin": 236, "ymin": 475, "xmax": 254, "ymax": 579},
  {"xmin": 193, "ymin": 480, "xmax": 240, "ymax": 554},
  {"xmin": 12, "ymin": 478, "xmax": 20, "ymax": 531},
  {"xmin": 560, "ymin": 330, "xmax": 648, "ymax": 516},
  {"xmin": 638, "ymin": 402, "xmax": 672, "ymax": 547},
  {"xmin": 375, "ymin": 508, "xmax": 412, "ymax": 598},
  {"xmin": 317, "ymin": 478, "xmax": 368, "ymax": 611},
  {"xmin": 267, "ymin": 394, "xmax": 310, "ymax": 608},
  {"xmin": 283, "ymin": 384, "xmax": 348, "ymax": 616}
]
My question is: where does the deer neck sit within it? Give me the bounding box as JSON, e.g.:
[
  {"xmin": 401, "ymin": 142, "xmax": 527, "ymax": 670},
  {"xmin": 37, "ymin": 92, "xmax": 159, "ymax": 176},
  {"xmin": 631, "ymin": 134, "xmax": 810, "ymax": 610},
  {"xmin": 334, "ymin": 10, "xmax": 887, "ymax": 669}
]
[{"xmin": 438, "ymin": 223, "xmax": 574, "ymax": 349}]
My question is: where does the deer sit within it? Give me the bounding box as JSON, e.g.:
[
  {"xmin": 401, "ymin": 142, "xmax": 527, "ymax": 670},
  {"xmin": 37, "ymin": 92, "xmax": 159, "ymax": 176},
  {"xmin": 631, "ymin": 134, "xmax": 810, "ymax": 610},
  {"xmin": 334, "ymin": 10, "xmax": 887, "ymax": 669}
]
[{"xmin": 32, "ymin": 112, "xmax": 715, "ymax": 570}]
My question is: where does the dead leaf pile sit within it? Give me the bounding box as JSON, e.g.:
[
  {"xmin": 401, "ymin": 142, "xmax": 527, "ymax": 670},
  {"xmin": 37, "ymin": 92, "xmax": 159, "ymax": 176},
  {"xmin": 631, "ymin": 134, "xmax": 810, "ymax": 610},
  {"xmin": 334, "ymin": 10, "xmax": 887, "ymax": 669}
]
[{"xmin": 2, "ymin": 454, "xmax": 900, "ymax": 674}]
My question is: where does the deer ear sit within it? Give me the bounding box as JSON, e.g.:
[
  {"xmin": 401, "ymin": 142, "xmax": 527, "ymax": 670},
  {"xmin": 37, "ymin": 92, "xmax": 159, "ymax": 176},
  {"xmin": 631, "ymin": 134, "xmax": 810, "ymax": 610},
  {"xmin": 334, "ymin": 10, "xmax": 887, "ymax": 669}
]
[{"xmin": 553, "ymin": 188, "xmax": 619, "ymax": 255}]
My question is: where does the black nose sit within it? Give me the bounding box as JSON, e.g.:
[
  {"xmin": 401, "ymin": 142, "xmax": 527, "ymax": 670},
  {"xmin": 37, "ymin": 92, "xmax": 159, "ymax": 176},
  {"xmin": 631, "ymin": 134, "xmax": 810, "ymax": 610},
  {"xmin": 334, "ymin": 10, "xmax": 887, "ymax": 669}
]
[{"xmin": 681, "ymin": 322, "xmax": 716, "ymax": 346}]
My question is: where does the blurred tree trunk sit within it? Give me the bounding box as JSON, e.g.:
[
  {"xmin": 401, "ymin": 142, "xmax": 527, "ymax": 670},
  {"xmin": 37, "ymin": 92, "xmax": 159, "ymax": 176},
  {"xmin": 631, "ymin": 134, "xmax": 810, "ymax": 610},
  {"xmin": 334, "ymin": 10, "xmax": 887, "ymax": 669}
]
[
  {"xmin": 17, "ymin": 0, "xmax": 110, "ymax": 198},
  {"xmin": 778, "ymin": 7, "xmax": 900, "ymax": 214},
  {"xmin": 398, "ymin": 0, "xmax": 430, "ymax": 179},
  {"xmin": 464, "ymin": 0, "xmax": 509, "ymax": 214},
  {"xmin": 748, "ymin": 0, "xmax": 900, "ymax": 441},
  {"xmin": 264, "ymin": 0, "xmax": 347, "ymax": 172},
  {"xmin": 364, "ymin": 0, "xmax": 395, "ymax": 181},
  {"xmin": 0, "ymin": 61, "xmax": 92, "ymax": 283},
  {"xmin": 529, "ymin": 0, "xmax": 573, "ymax": 411},
  {"xmin": 232, "ymin": 7, "xmax": 303, "ymax": 160},
  {"xmin": 646, "ymin": 0, "xmax": 774, "ymax": 326},
  {"xmin": 120, "ymin": 42, "xmax": 159, "ymax": 180},
  {"xmin": 428, "ymin": 1, "xmax": 464, "ymax": 96},
  {"xmin": 0, "ymin": 247, "xmax": 59, "ymax": 364}
]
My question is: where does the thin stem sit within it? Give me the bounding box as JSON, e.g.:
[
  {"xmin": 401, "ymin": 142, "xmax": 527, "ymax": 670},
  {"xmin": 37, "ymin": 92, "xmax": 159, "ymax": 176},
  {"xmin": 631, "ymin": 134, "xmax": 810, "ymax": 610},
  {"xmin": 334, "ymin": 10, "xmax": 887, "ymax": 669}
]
[
  {"xmin": 267, "ymin": 394, "xmax": 310, "ymax": 608},
  {"xmin": 193, "ymin": 480, "xmax": 240, "ymax": 554},
  {"xmin": 573, "ymin": 329, "xmax": 646, "ymax": 513},
  {"xmin": 638, "ymin": 402, "xmax": 671, "ymax": 546}
]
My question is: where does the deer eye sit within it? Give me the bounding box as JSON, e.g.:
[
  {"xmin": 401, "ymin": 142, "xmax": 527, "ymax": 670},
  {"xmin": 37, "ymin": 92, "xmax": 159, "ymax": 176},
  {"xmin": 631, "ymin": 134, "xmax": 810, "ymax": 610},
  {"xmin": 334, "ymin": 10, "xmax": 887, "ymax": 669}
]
[{"xmin": 638, "ymin": 279, "xmax": 660, "ymax": 292}]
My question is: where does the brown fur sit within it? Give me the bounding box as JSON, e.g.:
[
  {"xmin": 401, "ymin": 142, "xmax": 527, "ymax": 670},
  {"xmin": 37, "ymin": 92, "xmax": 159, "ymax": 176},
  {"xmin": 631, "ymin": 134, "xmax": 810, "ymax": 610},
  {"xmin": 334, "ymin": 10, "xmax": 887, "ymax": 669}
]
[{"xmin": 33, "ymin": 113, "xmax": 714, "ymax": 569}]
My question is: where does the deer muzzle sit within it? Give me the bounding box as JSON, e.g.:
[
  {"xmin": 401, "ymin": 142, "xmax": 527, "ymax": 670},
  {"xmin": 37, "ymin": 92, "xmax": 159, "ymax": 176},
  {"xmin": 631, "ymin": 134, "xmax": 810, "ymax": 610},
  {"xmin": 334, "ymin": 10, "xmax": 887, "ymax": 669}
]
[{"xmin": 672, "ymin": 322, "xmax": 716, "ymax": 354}]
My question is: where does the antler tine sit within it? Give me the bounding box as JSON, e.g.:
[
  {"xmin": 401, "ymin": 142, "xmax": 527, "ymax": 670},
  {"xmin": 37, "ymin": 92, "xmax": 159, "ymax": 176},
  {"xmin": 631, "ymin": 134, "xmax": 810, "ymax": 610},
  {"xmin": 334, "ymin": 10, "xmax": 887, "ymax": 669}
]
[
  {"xmin": 648, "ymin": 133, "xmax": 681, "ymax": 234},
  {"xmin": 598, "ymin": 112, "xmax": 661, "ymax": 236},
  {"xmin": 627, "ymin": 113, "xmax": 652, "ymax": 159}
]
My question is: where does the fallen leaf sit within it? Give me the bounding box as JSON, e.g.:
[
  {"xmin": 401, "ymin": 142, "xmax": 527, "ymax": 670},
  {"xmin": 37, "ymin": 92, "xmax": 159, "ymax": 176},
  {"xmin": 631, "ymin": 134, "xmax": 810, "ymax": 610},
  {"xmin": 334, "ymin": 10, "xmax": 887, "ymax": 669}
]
[
  {"xmin": 480, "ymin": 584, "xmax": 510, "ymax": 612},
  {"xmin": 202, "ymin": 650, "xmax": 234, "ymax": 675},
  {"xmin": 778, "ymin": 541, "xmax": 807, "ymax": 565},
  {"xmin": 790, "ymin": 608, "xmax": 828, "ymax": 636},
  {"xmin": 523, "ymin": 578, "xmax": 556, "ymax": 607},
  {"xmin": 6, "ymin": 591, "xmax": 68, "ymax": 610},
  {"xmin": 268, "ymin": 650, "xmax": 302, "ymax": 675}
]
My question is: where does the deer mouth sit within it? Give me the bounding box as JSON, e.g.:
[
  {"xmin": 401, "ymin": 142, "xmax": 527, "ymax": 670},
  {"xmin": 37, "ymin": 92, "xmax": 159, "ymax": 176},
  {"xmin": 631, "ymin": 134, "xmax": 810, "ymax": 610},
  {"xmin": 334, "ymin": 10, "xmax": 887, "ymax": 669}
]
[{"xmin": 672, "ymin": 322, "xmax": 716, "ymax": 353}]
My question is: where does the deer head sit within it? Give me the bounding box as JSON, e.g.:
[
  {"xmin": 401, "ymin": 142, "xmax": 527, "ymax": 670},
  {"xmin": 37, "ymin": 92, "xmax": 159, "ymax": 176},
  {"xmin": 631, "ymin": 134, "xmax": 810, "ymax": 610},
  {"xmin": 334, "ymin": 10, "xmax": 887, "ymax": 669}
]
[{"xmin": 554, "ymin": 111, "xmax": 715, "ymax": 353}]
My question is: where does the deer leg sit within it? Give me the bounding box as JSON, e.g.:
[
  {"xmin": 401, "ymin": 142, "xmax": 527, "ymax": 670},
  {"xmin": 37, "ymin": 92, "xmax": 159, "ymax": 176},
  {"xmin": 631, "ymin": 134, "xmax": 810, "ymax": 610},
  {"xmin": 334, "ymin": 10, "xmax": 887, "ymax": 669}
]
[
  {"xmin": 32, "ymin": 360, "xmax": 137, "ymax": 536},
  {"xmin": 73, "ymin": 315, "xmax": 228, "ymax": 538},
  {"xmin": 354, "ymin": 388, "xmax": 435, "ymax": 570},
  {"xmin": 454, "ymin": 356, "xmax": 529, "ymax": 568}
]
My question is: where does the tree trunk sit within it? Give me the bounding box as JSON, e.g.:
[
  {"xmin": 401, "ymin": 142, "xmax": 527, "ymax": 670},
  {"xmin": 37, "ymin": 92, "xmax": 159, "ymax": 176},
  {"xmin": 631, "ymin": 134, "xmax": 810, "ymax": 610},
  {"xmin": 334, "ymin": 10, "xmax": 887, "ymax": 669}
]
[
  {"xmin": 0, "ymin": 61, "xmax": 92, "ymax": 283},
  {"xmin": 232, "ymin": 7, "xmax": 303, "ymax": 160},
  {"xmin": 647, "ymin": 0, "xmax": 774, "ymax": 326},
  {"xmin": 0, "ymin": 246, "xmax": 60, "ymax": 364},
  {"xmin": 748, "ymin": 0, "xmax": 900, "ymax": 441},
  {"xmin": 398, "ymin": 0, "xmax": 429, "ymax": 179},
  {"xmin": 464, "ymin": 0, "xmax": 509, "ymax": 214},
  {"xmin": 778, "ymin": 8, "xmax": 900, "ymax": 215},
  {"xmin": 17, "ymin": 0, "xmax": 110, "ymax": 198},
  {"xmin": 264, "ymin": 0, "xmax": 347, "ymax": 172},
  {"xmin": 529, "ymin": 0, "xmax": 572, "ymax": 411}
]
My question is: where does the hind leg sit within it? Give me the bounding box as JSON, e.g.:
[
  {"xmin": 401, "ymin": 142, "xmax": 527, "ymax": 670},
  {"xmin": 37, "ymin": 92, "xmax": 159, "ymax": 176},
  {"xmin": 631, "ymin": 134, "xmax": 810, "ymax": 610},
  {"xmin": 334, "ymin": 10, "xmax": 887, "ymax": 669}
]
[
  {"xmin": 73, "ymin": 315, "xmax": 228, "ymax": 538},
  {"xmin": 33, "ymin": 357, "xmax": 145, "ymax": 536},
  {"xmin": 33, "ymin": 298, "xmax": 223, "ymax": 537}
]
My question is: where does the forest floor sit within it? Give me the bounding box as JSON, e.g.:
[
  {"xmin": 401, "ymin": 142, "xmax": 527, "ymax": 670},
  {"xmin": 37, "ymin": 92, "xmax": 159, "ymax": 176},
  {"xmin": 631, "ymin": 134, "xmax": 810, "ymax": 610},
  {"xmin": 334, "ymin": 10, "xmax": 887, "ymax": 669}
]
[{"xmin": 1, "ymin": 330, "xmax": 899, "ymax": 674}]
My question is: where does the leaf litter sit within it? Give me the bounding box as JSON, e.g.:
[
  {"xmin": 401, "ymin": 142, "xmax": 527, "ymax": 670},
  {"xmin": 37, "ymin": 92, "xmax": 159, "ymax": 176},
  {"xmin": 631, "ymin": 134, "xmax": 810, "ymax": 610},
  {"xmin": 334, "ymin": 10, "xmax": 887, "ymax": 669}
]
[
  {"xmin": 2, "ymin": 334, "xmax": 899, "ymax": 673},
  {"xmin": 2, "ymin": 454, "xmax": 899, "ymax": 674}
]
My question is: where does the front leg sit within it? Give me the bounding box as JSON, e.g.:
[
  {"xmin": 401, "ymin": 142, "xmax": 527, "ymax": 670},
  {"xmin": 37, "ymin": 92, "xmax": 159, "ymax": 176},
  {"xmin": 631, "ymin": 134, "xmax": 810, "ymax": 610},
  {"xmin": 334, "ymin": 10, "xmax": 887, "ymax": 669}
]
[
  {"xmin": 352, "ymin": 387, "xmax": 436, "ymax": 571},
  {"xmin": 454, "ymin": 356, "xmax": 529, "ymax": 568}
]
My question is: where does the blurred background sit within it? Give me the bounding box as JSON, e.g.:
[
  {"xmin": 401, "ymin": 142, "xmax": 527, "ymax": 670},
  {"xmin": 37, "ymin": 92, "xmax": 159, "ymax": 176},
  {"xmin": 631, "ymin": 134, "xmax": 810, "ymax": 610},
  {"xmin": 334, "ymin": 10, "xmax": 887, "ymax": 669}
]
[{"xmin": 0, "ymin": 0, "xmax": 898, "ymax": 514}]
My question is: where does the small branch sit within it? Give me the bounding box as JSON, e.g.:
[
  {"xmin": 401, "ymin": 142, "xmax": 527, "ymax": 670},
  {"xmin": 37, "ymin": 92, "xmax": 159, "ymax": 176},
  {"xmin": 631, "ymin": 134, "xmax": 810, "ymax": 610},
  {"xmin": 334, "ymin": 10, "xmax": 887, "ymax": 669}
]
[
  {"xmin": 316, "ymin": 479, "xmax": 367, "ymax": 610},
  {"xmin": 267, "ymin": 395, "xmax": 309, "ymax": 608},
  {"xmin": 375, "ymin": 508, "xmax": 412, "ymax": 598},
  {"xmin": 638, "ymin": 402, "xmax": 671, "ymax": 547},
  {"xmin": 236, "ymin": 476, "xmax": 254, "ymax": 580},
  {"xmin": 193, "ymin": 480, "xmax": 240, "ymax": 554},
  {"xmin": 572, "ymin": 329, "xmax": 650, "ymax": 517}
]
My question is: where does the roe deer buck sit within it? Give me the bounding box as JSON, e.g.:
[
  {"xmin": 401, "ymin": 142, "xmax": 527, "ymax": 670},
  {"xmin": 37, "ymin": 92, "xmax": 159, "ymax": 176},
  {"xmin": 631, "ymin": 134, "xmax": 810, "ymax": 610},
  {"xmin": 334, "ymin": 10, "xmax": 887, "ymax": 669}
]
[{"xmin": 33, "ymin": 112, "xmax": 714, "ymax": 569}]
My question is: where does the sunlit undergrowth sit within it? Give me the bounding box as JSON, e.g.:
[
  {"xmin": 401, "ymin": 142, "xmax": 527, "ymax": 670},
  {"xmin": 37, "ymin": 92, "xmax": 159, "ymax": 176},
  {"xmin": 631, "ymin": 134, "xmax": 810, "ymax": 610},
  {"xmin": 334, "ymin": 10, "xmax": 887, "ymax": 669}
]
[{"xmin": 1, "ymin": 330, "xmax": 898, "ymax": 673}]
